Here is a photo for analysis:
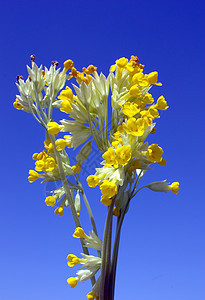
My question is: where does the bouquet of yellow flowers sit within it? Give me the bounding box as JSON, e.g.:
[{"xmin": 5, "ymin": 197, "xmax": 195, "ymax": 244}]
[{"xmin": 14, "ymin": 54, "xmax": 179, "ymax": 300}]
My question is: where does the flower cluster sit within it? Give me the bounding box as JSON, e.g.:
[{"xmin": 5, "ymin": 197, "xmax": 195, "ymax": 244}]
[{"xmin": 14, "ymin": 54, "xmax": 179, "ymax": 300}]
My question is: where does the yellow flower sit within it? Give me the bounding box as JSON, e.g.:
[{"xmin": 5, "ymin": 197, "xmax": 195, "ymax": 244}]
[
  {"xmin": 129, "ymin": 85, "xmax": 143, "ymax": 98},
  {"xmin": 67, "ymin": 254, "xmax": 80, "ymax": 267},
  {"xmin": 146, "ymin": 144, "xmax": 163, "ymax": 163},
  {"xmin": 83, "ymin": 65, "xmax": 97, "ymax": 75},
  {"xmin": 64, "ymin": 59, "xmax": 74, "ymax": 70},
  {"xmin": 45, "ymin": 196, "xmax": 56, "ymax": 207},
  {"xmin": 147, "ymin": 71, "xmax": 162, "ymax": 86},
  {"xmin": 86, "ymin": 292, "xmax": 95, "ymax": 300},
  {"xmin": 120, "ymin": 102, "xmax": 140, "ymax": 118},
  {"xmin": 73, "ymin": 227, "xmax": 88, "ymax": 239},
  {"xmin": 149, "ymin": 106, "xmax": 160, "ymax": 119},
  {"xmin": 156, "ymin": 96, "xmax": 169, "ymax": 110},
  {"xmin": 140, "ymin": 110, "xmax": 154, "ymax": 126},
  {"xmin": 132, "ymin": 72, "xmax": 149, "ymax": 87},
  {"xmin": 44, "ymin": 157, "xmax": 58, "ymax": 172},
  {"xmin": 54, "ymin": 206, "xmax": 64, "ymax": 216},
  {"xmin": 58, "ymin": 86, "xmax": 74, "ymax": 102},
  {"xmin": 55, "ymin": 138, "xmax": 69, "ymax": 151},
  {"xmin": 102, "ymin": 147, "xmax": 117, "ymax": 166},
  {"xmin": 44, "ymin": 139, "xmax": 54, "ymax": 153},
  {"xmin": 116, "ymin": 57, "xmax": 128, "ymax": 68},
  {"xmin": 13, "ymin": 99, "xmax": 24, "ymax": 110},
  {"xmin": 123, "ymin": 117, "xmax": 146, "ymax": 136},
  {"xmin": 71, "ymin": 162, "xmax": 81, "ymax": 173},
  {"xmin": 143, "ymin": 93, "xmax": 154, "ymax": 104},
  {"xmin": 113, "ymin": 207, "xmax": 120, "ymax": 217},
  {"xmin": 60, "ymin": 100, "xmax": 73, "ymax": 113},
  {"xmin": 100, "ymin": 180, "xmax": 118, "ymax": 198},
  {"xmin": 67, "ymin": 277, "xmax": 79, "ymax": 288},
  {"xmin": 87, "ymin": 175, "xmax": 100, "ymax": 187},
  {"xmin": 169, "ymin": 182, "xmax": 179, "ymax": 194},
  {"xmin": 100, "ymin": 195, "xmax": 112, "ymax": 206},
  {"xmin": 47, "ymin": 122, "xmax": 64, "ymax": 135},
  {"xmin": 35, "ymin": 159, "xmax": 45, "ymax": 172},
  {"xmin": 28, "ymin": 170, "xmax": 41, "ymax": 183},
  {"xmin": 64, "ymin": 135, "xmax": 73, "ymax": 148},
  {"xmin": 115, "ymin": 145, "xmax": 131, "ymax": 165}
]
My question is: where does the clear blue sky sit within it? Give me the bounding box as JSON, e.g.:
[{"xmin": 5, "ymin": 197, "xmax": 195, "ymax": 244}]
[{"xmin": 0, "ymin": 0, "xmax": 205, "ymax": 299}]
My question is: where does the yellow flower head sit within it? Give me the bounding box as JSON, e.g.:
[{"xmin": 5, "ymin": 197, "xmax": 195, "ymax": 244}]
[
  {"xmin": 129, "ymin": 85, "xmax": 143, "ymax": 98},
  {"xmin": 44, "ymin": 139, "xmax": 54, "ymax": 153},
  {"xmin": 113, "ymin": 207, "xmax": 120, "ymax": 217},
  {"xmin": 60, "ymin": 100, "xmax": 73, "ymax": 113},
  {"xmin": 55, "ymin": 138, "xmax": 69, "ymax": 151},
  {"xmin": 146, "ymin": 144, "xmax": 163, "ymax": 163},
  {"xmin": 120, "ymin": 102, "xmax": 140, "ymax": 118},
  {"xmin": 47, "ymin": 122, "xmax": 63, "ymax": 135},
  {"xmin": 67, "ymin": 254, "xmax": 80, "ymax": 267},
  {"xmin": 58, "ymin": 86, "xmax": 74, "ymax": 102},
  {"xmin": 28, "ymin": 170, "xmax": 41, "ymax": 183},
  {"xmin": 64, "ymin": 59, "xmax": 74, "ymax": 70},
  {"xmin": 169, "ymin": 182, "xmax": 179, "ymax": 194},
  {"xmin": 123, "ymin": 117, "xmax": 146, "ymax": 137},
  {"xmin": 35, "ymin": 159, "xmax": 45, "ymax": 172},
  {"xmin": 45, "ymin": 196, "xmax": 56, "ymax": 207},
  {"xmin": 64, "ymin": 135, "xmax": 73, "ymax": 148},
  {"xmin": 132, "ymin": 72, "xmax": 149, "ymax": 87},
  {"xmin": 83, "ymin": 65, "xmax": 97, "ymax": 75},
  {"xmin": 44, "ymin": 157, "xmax": 58, "ymax": 172},
  {"xmin": 116, "ymin": 57, "xmax": 128, "ymax": 69},
  {"xmin": 115, "ymin": 145, "xmax": 131, "ymax": 165},
  {"xmin": 156, "ymin": 96, "xmax": 169, "ymax": 110},
  {"xmin": 73, "ymin": 227, "xmax": 87, "ymax": 239},
  {"xmin": 86, "ymin": 292, "xmax": 95, "ymax": 300},
  {"xmin": 147, "ymin": 71, "xmax": 162, "ymax": 86},
  {"xmin": 54, "ymin": 206, "xmax": 64, "ymax": 216},
  {"xmin": 143, "ymin": 93, "xmax": 154, "ymax": 105},
  {"xmin": 100, "ymin": 195, "xmax": 112, "ymax": 206},
  {"xmin": 87, "ymin": 175, "xmax": 100, "ymax": 187},
  {"xmin": 13, "ymin": 99, "xmax": 24, "ymax": 110},
  {"xmin": 100, "ymin": 180, "xmax": 118, "ymax": 198},
  {"xmin": 102, "ymin": 147, "xmax": 117, "ymax": 166},
  {"xmin": 149, "ymin": 106, "xmax": 160, "ymax": 119},
  {"xmin": 71, "ymin": 162, "xmax": 81, "ymax": 174},
  {"xmin": 67, "ymin": 277, "xmax": 79, "ymax": 288}
]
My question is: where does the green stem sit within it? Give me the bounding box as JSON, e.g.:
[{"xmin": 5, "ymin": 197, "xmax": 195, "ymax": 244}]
[
  {"xmin": 108, "ymin": 177, "xmax": 143, "ymax": 299},
  {"xmin": 77, "ymin": 176, "xmax": 101, "ymax": 258},
  {"xmin": 50, "ymin": 135, "xmax": 96, "ymax": 286},
  {"xmin": 108, "ymin": 216, "xmax": 121, "ymax": 300},
  {"xmin": 99, "ymin": 200, "xmax": 114, "ymax": 300},
  {"xmin": 34, "ymin": 84, "xmax": 48, "ymax": 125}
]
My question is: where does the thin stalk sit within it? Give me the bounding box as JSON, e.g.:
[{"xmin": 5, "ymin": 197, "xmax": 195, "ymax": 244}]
[
  {"xmin": 28, "ymin": 99, "xmax": 46, "ymax": 128},
  {"xmin": 108, "ymin": 216, "xmax": 121, "ymax": 300},
  {"xmin": 48, "ymin": 93, "xmax": 56, "ymax": 121},
  {"xmin": 50, "ymin": 134, "xmax": 96, "ymax": 286},
  {"xmin": 109, "ymin": 177, "xmax": 143, "ymax": 299},
  {"xmin": 34, "ymin": 84, "xmax": 48, "ymax": 125},
  {"xmin": 103, "ymin": 202, "xmax": 114, "ymax": 300},
  {"xmin": 99, "ymin": 201, "xmax": 114, "ymax": 300},
  {"xmin": 77, "ymin": 176, "xmax": 101, "ymax": 258}
]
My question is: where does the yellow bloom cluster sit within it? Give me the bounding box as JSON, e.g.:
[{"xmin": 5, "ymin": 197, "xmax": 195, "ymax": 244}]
[
  {"xmin": 14, "ymin": 55, "xmax": 179, "ymax": 300},
  {"xmin": 66, "ymin": 59, "xmax": 97, "ymax": 86},
  {"xmin": 102, "ymin": 145, "xmax": 131, "ymax": 167}
]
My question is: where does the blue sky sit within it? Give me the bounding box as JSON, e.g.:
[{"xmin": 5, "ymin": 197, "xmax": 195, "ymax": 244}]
[{"xmin": 0, "ymin": 0, "xmax": 205, "ymax": 299}]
